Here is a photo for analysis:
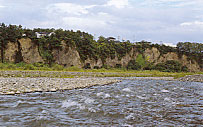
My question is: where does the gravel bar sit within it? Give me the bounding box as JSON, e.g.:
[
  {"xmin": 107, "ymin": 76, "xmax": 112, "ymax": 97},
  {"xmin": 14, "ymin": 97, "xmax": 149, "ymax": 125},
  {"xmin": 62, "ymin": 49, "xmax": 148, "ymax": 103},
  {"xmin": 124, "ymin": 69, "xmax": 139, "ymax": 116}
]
[
  {"xmin": 119, "ymin": 77, "xmax": 176, "ymax": 81},
  {"xmin": 178, "ymin": 74, "xmax": 203, "ymax": 82},
  {"xmin": 0, "ymin": 77, "xmax": 121, "ymax": 95}
]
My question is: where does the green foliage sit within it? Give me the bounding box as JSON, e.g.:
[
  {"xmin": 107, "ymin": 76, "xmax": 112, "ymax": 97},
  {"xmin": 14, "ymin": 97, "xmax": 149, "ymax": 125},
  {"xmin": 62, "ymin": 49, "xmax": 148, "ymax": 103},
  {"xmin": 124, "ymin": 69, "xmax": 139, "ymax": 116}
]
[
  {"xmin": 24, "ymin": 64, "xmax": 36, "ymax": 70},
  {"xmin": 136, "ymin": 54, "xmax": 146, "ymax": 70},
  {"xmin": 51, "ymin": 64, "xmax": 64, "ymax": 71},
  {"xmin": 127, "ymin": 60, "xmax": 141, "ymax": 70},
  {"xmin": 33, "ymin": 62, "xmax": 47, "ymax": 67},
  {"xmin": 65, "ymin": 66, "xmax": 82, "ymax": 71},
  {"xmin": 16, "ymin": 62, "xmax": 26, "ymax": 67},
  {"xmin": 0, "ymin": 23, "xmax": 23, "ymax": 62},
  {"xmin": 0, "ymin": 23, "xmax": 202, "ymax": 72},
  {"xmin": 135, "ymin": 41, "xmax": 152, "ymax": 54},
  {"xmin": 154, "ymin": 60, "xmax": 185, "ymax": 72},
  {"xmin": 153, "ymin": 44, "xmax": 176, "ymax": 56},
  {"xmin": 127, "ymin": 55, "xmax": 152, "ymax": 71},
  {"xmin": 177, "ymin": 42, "xmax": 202, "ymax": 68},
  {"xmin": 83, "ymin": 63, "xmax": 91, "ymax": 69},
  {"xmin": 102, "ymin": 64, "xmax": 111, "ymax": 69}
]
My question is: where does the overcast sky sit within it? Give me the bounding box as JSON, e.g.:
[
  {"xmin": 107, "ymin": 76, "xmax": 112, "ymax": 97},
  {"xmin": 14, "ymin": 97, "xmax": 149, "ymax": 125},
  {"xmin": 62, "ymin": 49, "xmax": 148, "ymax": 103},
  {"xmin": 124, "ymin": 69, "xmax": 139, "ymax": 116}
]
[{"xmin": 0, "ymin": 0, "xmax": 203, "ymax": 46}]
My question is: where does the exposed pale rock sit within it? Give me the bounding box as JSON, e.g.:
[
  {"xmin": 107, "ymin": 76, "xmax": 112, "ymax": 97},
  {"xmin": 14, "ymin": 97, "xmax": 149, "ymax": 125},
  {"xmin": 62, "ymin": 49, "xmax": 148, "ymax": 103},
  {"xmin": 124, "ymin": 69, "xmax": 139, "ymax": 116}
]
[
  {"xmin": 0, "ymin": 77, "xmax": 121, "ymax": 95},
  {"xmin": 4, "ymin": 42, "xmax": 18, "ymax": 62},
  {"xmin": 52, "ymin": 41, "xmax": 82, "ymax": 67},
  {"xmin": 144, "ymin": 47, "xmax": 160, "ymax": 63},
  {"xmin": 84, "ymin": 58, "xmax": 103, "ymax": 69},
  {"xmin": 178, "ymin": 74, "xmax": 203, "ymax": 82},
  {"xmin": 159, "ymin": 52, "xmax": 179, "ymax": 63},
  {"xmin": 19, "ymin": 38, "xmax": 44, "ymax": 63}
]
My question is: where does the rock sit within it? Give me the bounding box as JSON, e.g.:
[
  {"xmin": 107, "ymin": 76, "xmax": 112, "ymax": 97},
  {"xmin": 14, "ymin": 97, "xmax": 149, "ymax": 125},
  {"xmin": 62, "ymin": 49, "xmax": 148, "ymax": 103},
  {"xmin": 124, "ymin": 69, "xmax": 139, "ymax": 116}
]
[
  {"xmin": 144, "ymin": 47, "xmax": 160, "ymax": 63},
  {"xmin": 0, "ymin": 77, "xmax": 121, "ymax": 95},
  {"xmin": 4, "ymin": 42, "xmax": 18, "ymax": 62},
  {"xmin": 178, "ymin": 74, "xmax": 203, "ymax": 82},
  {"xmin": 52, "ymin": 41, "xmax": 82, "ymax": 67},
  {"xmin": 18, "ymin": 38, "xmax": 44, "ymax": 63}
]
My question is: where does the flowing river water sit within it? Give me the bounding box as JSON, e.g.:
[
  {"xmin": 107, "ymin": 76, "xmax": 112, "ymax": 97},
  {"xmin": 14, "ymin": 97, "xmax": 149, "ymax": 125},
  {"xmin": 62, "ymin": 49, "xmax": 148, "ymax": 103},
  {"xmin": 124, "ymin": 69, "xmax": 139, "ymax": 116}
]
[{"xmin": 0, "ymin": 79, "xmax": 202, "ymax": 126}]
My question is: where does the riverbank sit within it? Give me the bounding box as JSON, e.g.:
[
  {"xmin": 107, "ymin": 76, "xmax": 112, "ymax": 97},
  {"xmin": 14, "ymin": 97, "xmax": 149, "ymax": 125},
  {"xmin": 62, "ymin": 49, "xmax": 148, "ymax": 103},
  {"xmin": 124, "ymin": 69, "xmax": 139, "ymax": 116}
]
[
  {"xmin": 178, "ymin": 74, "xmax": 203, "ymax": 82},
  {"xmin": 0, "ymin": 70, "xmax": 202, "ymax": 78},
  {"xmin": 0, "ymin": 71, "xmax": 202, "ymax": 95},
  {"xmin": 0, "ymin": 77, "xmax": 121, "ymax": 95}
]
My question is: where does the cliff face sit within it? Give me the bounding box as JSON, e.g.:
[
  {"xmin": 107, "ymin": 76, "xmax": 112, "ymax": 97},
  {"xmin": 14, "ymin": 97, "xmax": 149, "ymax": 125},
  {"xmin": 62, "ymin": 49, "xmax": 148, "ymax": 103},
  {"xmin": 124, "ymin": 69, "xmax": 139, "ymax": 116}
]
[
  {"xmin": 144, "ymin": 47, "xmax": 160, "ymax": 63},
  {"xmin": 104, "ymin": 48, "xmax": 138, "ymax": 67},
  {"xmin": 1, "ymin": 38, "xmax": 202, "ymax": 72},
  {"xmin": 144, "ymin": 48, "xmax": 201, "ymax": 72},
  {"xmin": 4, "ymin": 38, "xmax": 43, "ymax": 63},
  {"xmin": 52, "ymin": 41, "xmax": 82, "ymax": 67},
  {"xmin": 4, "ymin": 42, "xmax": 19, "ymax": 62},
  {"xmin": 18, "ymin": 38, "xmax": 43, "ymax": 63}
]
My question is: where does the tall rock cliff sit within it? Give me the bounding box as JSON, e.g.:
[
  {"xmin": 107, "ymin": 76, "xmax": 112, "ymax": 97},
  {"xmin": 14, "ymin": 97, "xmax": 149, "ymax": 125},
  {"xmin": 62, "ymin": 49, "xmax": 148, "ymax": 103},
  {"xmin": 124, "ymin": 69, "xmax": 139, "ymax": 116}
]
[
  {"xmin": 52, "ymin": 41, "xmax": 82, "ymax": 67},
  {"xmin": 18, "ymin": 38, "xmax": 43, "ymax": 63},
  {"xmin": 4, "ymin": 42, "xmax": 19, "ymax": 62},
  {"xmin": 3, "ymin": 38, "xmax": 43, "ymax": 63},
  {"xmin": 144, "ymin": 48, "xmax": 201, "ymax": 72},
  {"xmin": 1, "ymin": 38, "xmax": 202, "ymax": 72}
]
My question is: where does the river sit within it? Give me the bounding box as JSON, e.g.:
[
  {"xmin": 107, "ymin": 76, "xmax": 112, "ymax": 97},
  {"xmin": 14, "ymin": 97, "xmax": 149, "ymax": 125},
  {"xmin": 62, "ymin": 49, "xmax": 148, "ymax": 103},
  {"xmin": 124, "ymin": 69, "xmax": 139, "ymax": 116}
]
[{"xmin": 0, "ymin": 79, "xmax": 202, "ymax": 126}]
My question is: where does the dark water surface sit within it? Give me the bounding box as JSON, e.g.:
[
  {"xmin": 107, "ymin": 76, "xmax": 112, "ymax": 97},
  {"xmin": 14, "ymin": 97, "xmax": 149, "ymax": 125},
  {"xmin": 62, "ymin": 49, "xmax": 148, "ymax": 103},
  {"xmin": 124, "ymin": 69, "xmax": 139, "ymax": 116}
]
[{"xmin": 0, "ymin": 79, "xmax": 202, "ymax": 126}]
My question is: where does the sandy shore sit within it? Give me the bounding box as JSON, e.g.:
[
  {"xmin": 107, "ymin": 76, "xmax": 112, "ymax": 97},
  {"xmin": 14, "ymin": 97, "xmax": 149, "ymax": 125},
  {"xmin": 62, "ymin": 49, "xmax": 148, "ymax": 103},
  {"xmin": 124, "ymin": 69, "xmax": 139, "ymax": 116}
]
[{"xmin": 0, "ymin": 77, "xmax": 121, "ymax": 95}]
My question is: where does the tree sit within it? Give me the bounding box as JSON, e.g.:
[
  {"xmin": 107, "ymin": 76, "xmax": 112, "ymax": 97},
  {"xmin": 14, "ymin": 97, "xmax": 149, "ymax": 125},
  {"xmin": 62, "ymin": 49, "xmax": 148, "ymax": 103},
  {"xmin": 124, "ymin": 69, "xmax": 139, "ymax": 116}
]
[
  {"xmin": 136, "ymin": 54, "xmax": 146, "ymax": 70},
  {"xmin": 127, "ymin": 60, "xmax": 140, "ymax": 70},
  {"xmin": 97, "ymin": 36, "xmax": 106, "ymax": 43},
  {"xmin": 0, "ymin": 23, "xmax": 22, "ymax": 63},
  {"xmin": 154, "ymin": 60, "xmax": 183, "ymax": 72}
]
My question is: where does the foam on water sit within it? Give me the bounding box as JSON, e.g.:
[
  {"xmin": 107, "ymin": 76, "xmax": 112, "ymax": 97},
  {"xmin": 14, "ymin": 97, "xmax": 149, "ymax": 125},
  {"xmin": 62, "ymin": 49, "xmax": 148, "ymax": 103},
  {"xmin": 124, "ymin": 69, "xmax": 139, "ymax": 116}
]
[
  {"xmin": 96, "ymin": 92, "xmax": 104, "ymax": 97},
  {"xmin": 62, "ymin": 100, "xmax": 79, "ymax": 108},
  {"xmin": 115, "ymin": 95, "xmax": 120, "ymax": 98},
  {"xmin": 164, "ymin": 97, "xmax": 171, "ymax": 101},
  {"xmin": 122, "ymin": 88, "xmax": 132, "ymax": 92},
  {"xmin": 13, "ymin": 100, "xmax": 23, "ymax": 107},
  {"xmin": 104, "ymin": 93, "xmax": 111, "ymax": 98},
  {"xmin": 125, "ymin": 113, "xmax": 135, "ymax": 120},
  {"xmin": 97, "ymin": 92, "xmax": 111, "ymax": 98},
  {"xmin": 0, "ymin": 79, "xmax": 202, "ymax": 126},
  {"xmin": 88, "ymin": 107, "xmax": 96, "ymax": 113},
  {"xmin": 84, "ymin": 98, "xmax": 94, "ymax": 104},
  {"xmin": 161, "ymin": 89, "xmax": 170, "ymax": 93},
  {"xmin": 137, "ymin": 96, "xmax": 147, "ymax": 100},
  {"xmin": 122, "ymin": 124, "xmax": 133, "ymax": 127}
]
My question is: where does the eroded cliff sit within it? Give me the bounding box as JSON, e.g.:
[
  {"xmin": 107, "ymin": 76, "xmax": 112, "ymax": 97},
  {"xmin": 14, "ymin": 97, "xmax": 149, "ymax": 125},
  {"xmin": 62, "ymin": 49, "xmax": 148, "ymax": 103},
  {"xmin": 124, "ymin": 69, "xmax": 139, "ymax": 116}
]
[{"xmin": 1, "ymin": 38, "xmax": 202, "ymax": 72}]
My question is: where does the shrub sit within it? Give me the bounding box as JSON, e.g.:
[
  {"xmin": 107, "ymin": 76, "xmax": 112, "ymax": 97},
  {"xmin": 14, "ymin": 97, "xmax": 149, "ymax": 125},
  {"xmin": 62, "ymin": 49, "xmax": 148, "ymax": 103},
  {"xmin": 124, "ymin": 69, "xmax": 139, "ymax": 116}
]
[
  {"xmin": 65, "ymin": 66, "xmax": 82, "ymax": 71},
  {"xmin": 51, "ymin": 64, "xmax": 64, "ymax": 71},
  {"xmin": 115, "ymin": 64, "xmax": 122, "ymax": 68},
  {"xmin": 7, "ymin": 63, "xmax": 17, "ymax": 70},
  {"xmin": 181, "ymin": 65, "xmax": 188, "ymax": 72},
  {"xmin": 16, "ymin": 62, "xmax": 26, "ymax": 67},
  {"xmin": 127, "ymin": 60, "xmax": 141, "ymax": 70},
  {"xmin": 154, "ymin": 60, "xmax": 183, "ymax": 72},
  {"xmin": 24, "ymin": 64, "xmax": 35, "ymax": 70},
  {"xmin": 33, "ymin": 62, "xmax": 45, "ymax": 67},
  {"xmin": 94, "ymin": 66, "xmax": 100, "ymax": 69},
  {"xmin": 83, "ymin": 63, "xmax": 91, "ymax": 69},
  {"xmin": 102, "ymin": 64, "xmax": 111, "ymax": 69}
]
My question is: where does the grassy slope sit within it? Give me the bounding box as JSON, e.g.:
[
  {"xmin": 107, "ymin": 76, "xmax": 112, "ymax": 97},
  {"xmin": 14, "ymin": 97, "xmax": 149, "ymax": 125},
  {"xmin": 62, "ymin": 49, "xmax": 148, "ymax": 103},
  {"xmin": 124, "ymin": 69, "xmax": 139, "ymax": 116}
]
[{"xmin": 0, "ymin": 63, "xmax": 202, "ymax": 78}]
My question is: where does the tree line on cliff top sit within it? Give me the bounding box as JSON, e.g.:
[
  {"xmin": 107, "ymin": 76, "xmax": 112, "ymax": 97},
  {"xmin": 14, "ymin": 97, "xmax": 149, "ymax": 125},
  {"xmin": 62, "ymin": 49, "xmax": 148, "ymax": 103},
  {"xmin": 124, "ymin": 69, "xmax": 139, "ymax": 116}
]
[{"xmin": 0, "ymin": 23, "xmax": 202, "ymax": 72}]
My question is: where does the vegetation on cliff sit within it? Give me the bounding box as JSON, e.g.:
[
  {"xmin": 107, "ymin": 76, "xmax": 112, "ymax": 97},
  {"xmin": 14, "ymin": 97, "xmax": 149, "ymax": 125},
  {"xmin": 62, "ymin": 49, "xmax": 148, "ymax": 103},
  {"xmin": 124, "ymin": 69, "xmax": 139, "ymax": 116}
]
[{"xmin": 0, "ymin": 23, "xmax": 202, "ymax": 72}]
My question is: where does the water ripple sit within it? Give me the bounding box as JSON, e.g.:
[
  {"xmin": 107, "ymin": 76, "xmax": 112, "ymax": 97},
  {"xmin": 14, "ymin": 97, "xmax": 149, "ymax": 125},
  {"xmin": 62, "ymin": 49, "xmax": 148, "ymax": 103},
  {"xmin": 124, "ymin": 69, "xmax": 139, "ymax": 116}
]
[{"xmin": 0, "ymin": 79, "xmax": 202, "ymax": 126}]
